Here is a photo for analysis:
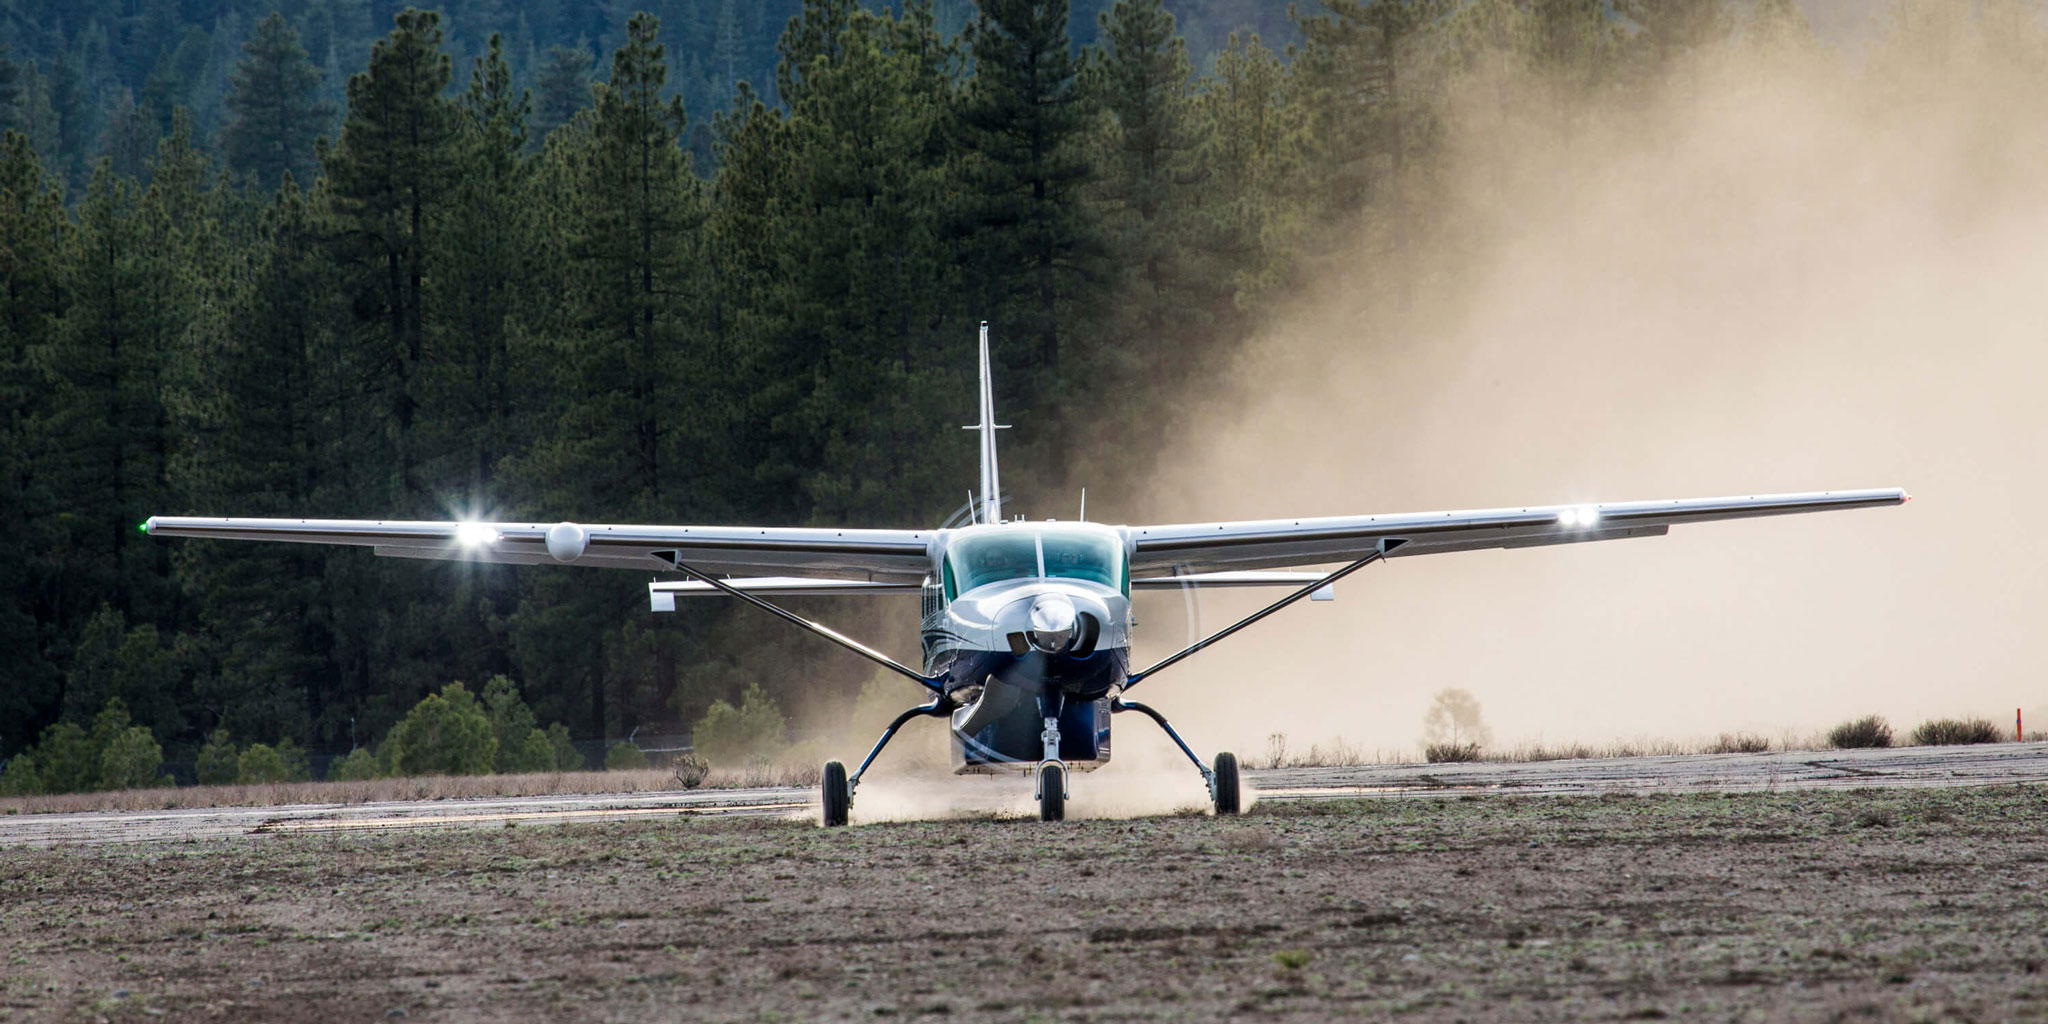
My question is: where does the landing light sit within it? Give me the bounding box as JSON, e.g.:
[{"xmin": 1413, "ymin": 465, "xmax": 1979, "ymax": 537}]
[
  {"xmin": 1558, "ymin": 507, "xmax": 1600, "ymax": 528},
  {"xmin": 456, "ymin": 522, "xmax": 499, "ymax": 547}
]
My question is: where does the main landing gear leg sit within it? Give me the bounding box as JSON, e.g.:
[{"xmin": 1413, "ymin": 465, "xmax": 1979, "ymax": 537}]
[
  {"xmin": 821, "ymin": 700, "xmax": 947, "ymax": 828},
  {"xmin": 1112, "ymin": 698, "xmax": 1240, "ymax": 816}
]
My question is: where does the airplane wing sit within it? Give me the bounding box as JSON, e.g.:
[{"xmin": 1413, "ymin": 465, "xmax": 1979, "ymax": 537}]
[
  {"xmin": 1127, "ymin": 489, "xmax": 1908, "ymax": 575},
  {"xmin": 142, "ymin": 516, "xmax": 935, "ymax": 581}
]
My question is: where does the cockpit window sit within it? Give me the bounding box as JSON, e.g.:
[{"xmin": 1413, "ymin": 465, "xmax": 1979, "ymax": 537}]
[
  {"xmin": 947, "ymin": 532, "xmax": 1039, "ymax": 595},
  {"xmin": 1041, "ymin": 530, "xmax": 1122, "ymax": 590},
  {"xmin": 944, "ymin": 527, "xmax": 1126, "ymax": 598}
]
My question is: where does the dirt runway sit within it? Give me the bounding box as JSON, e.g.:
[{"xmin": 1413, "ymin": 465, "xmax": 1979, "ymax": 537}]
[
  {"xmin": 4, "ymin": 775, "xmax": 2045, "ymax": 1022},
  {"xmin": 2, "ymin": 741, "xmax": 2042, "ymax": 847}
]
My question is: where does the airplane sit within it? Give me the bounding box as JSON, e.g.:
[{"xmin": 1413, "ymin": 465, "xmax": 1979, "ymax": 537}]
[{"xmin": 146, "ymin": 323, "xmax": 1910, "ymax": 825}]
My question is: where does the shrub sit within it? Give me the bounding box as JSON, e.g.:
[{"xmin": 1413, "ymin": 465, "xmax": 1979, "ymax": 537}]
[
  {"xmin": 388, "ymin": 682, "xmax": 498, "ymax": 776},
  {"xmin": 1711, "ymin": 733, "xmax": 1770, "ymax": 754},
  {"xmin": 482, "ymin": 676, "xmax": 543, "ymax": 773},
  {"xmin": 236, "ymin": 744, "xmax": 288, "ymax": 783},
  {"xmin": 504, "ymin": 728, "xmax": 559, "ymax": 774},
  {"xmin": 1910, "ymin": 717, "xmax": 2001, "ymax": 746},
  {"xmin": 0, "ymin": 754, "xmax": 42, "ymax": 796},
  {"xmin": 329, "ymin": 747, "xmax": 379, "ymax": 781},
  {"xmin": 1425, "ymin": 742, "xmax": 1481, "ymax": 763},
  {"xmin": 1828, "ymin": 715, "xmax": 1893, "ymax": 749},
  {"xmin": 604, "ymin": 742, "xmax": 649, "ymax": 770},
  {"xmin": 99, "ymin": 726, "xmax": 166, "ymax": 790},
  {"xmin": 546, "ymin": 723, "xmax": 583, "ymax": 771},
  {"xmin": 672, "ymin": 754, "xmax": 709, "ymax": 789},
  {"xmin": 692, "ymin": 683, "xmax": 786, "ymax": 765},
  {"xmin": 30, "ymin": 722, "xmax": 97, "ymax": 793},
  {"xmin": 195, "ymin": 729, "xmax": 240, "ymax": 785}
]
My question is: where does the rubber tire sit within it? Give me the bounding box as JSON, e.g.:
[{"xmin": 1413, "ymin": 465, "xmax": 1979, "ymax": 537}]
[
  {"xmin": 821, "ymin": 760, "xmax": 850, "ymax": 827},
  {"xmin": 1212, "ymin": 751, "xmax": 1241, "ymax": 816},
  {"xmin": 1038, "ymin": 763, "xmax": 1066, "ymax": 822}
]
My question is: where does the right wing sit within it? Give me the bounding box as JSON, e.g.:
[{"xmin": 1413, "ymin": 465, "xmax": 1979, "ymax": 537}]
[
  {"xmin": 144, "ymin": 516, "xmax": 935, "ymax": 581},
  {"xmin": 1127, "ymin": 489, "xmax": 1908, "ymax": 574}
]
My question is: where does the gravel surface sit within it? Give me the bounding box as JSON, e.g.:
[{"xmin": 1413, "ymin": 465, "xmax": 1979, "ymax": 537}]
[{"xmin": 3, "ymin": 784, "xmax": 2044, "ymax": 1022}]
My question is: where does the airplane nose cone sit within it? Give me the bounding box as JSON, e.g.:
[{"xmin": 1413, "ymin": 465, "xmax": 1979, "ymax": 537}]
[{"xmin": 1027, "ymin": 594, "xmax": 1077, "ymax": 653}]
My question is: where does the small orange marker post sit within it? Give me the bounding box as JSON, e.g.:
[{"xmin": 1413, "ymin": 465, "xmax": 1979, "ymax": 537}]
[{"xmin": 2019, "ymin": 708, "xmax": 2025, "ymax": 743}]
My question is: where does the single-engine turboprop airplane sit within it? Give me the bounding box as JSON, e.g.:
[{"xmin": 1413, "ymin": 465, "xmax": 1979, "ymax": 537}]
[{"xmin": 147, "ymin": 324, "xmax": 1909, "ymax": 824}]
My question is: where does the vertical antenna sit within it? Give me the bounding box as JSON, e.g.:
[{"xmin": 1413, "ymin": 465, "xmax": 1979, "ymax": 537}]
[{"xmin": 1079, "ymin": 488, "xmax": 1086, "ymax": 522}]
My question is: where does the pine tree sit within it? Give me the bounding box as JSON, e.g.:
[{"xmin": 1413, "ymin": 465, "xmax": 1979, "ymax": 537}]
[
  {"xmin": 778, "ymin": 2, "xmax": 967, "ymax": 526},
  {"xmin": 99, "ymin": 92, "xmax": 157, "ymax": 182},
  {"xmin": 530, "ymin": 45, "xmax": 593, "ymax": 142},
  {"xmin": 0, "ymin": 131, "xmax": 67, "ymax": 757},
  {"xmin": 953, "ymin": 0, "xmax": 1103, "ymax": 385},
  {"xmin": 39, "ymin": 160, "xmax": 186, "ymax": 645},
  {"xmin": 222, "ymin": 12, "xmax": 334, "ymax": 191},
  {"xmin": 322, "ymin": 8, "xmax": 460, "ymax": 502},
  {"xmin": 1089, "ymin": 0, "xmax": 1213, "ymax": 350},
  {"xmin": 524, "ymin": 13, "xmax": 705, "ymax": 740},
  {"xmin": 169, "ymin": 176, "xmax": 334, "ymax": 746}
]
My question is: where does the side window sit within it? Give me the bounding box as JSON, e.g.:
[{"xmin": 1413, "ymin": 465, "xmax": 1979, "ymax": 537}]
[{"xmin": 942, "ymin": 558, "xmax": 958, "ymax": 603}]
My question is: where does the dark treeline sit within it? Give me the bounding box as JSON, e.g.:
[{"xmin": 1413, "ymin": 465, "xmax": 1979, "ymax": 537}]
[
  {"xmin": 0, "ymin": 0, "xmax": 1810, "ymax": 769},
  {"xmin": 0, "ymin": 0, "xmax": 1299, "ymax": 195}
]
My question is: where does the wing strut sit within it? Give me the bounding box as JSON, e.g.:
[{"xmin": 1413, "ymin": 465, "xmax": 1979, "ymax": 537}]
[
  {"xmin": 1124, "ymin": 539, "xmax": 1405, "ymax": 690},
  {"xmin": 659, "ymin": 554, "xmax": 943, "ymax": 693}
]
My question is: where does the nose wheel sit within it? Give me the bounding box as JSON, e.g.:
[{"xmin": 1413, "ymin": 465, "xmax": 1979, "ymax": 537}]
[{"xmin": 1036, "ymin": 762, "xmax": 1067, "ymax": 821}]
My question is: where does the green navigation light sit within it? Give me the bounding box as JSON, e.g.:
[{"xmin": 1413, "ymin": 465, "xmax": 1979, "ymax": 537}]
[{"xmin": 137, "ymin": 521, "xmax": 149, "ymax": 533}]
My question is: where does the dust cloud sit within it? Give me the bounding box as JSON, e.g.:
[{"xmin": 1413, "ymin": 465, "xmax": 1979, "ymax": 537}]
[{"xmin": 1121, "ymin": 3, "xmax": 2048, "ymax": 760}]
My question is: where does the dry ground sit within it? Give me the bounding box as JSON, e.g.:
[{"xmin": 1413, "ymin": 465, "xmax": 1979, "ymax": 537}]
[{"xmin": 4, "ymin": 786, "xmax": 2046, "ymax": 1023}]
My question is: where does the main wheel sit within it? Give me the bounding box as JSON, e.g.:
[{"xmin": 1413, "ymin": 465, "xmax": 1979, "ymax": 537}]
[
  {"xmin": 1212, "ymin": 751, "xmax": 1241, "ymax": 816},
  {"xmin": 821, "ymin": 760, "xmax": 850, "ymax": 827},
  {"xmin": 1037, "ymin": 763, "xmax": 1065, "ymax": 822}
]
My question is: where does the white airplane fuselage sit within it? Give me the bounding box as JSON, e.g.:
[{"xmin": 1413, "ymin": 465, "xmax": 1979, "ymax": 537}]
[{"xmin": 917, "ymin": 521, "xmax": 1134, "ymax": 773}]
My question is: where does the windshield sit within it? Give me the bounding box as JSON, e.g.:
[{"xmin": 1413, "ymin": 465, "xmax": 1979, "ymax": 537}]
[
  {"xmin": 1041, "ymin": 529, "xmax": 1122, "ymax": 589},
  {"xmin": 947, "ymin": 532, "xmax": 1038, "ymax": 594},
  {"xmin": 944, "ymin": 527, "xmax": 1125, "ymax": 598}
]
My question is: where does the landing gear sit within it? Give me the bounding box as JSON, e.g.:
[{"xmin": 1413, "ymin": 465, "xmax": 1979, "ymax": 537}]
[
  {"xmin": 1036, "ymin": 693, "xmax": 1068, "ymax": 822},
  {"xmin": 1113, "ymin": 697, "xmax": 1241, "ymax": 816},
  {"xmin": 1212, "ymin": 751, "xmax": 1241, "ymax": 816},
  {"xmin": 823, "ymin": 699, "xmax": 950, "ymax": 828},
  {"xmin": 821, "ymin": 760, "xmax": 850, "ymax": 827},
  {"xmin": 1037, "ymin": 762, "xmax": 1067, "ymax": 821}
]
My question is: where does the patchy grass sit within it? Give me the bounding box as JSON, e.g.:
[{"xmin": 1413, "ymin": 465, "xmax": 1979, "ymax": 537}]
[{"xmin": 3, "ymin": 786, "xmax": 2044, "ymax": 1022}]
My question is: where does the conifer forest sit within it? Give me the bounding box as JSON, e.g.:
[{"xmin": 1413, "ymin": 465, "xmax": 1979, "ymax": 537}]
[{"xmin": 0, "ymin": 0, "xmax": 2004, "ymax": 783}]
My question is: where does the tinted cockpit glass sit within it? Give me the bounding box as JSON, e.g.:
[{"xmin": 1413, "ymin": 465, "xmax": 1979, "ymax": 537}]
[
  {"xmin": 948, "ymin": 532, "xmax": 1039, "ymax": 593},
  {"xmin": 1041, "ymin": 530, "xmax": 1122, "ymax": 589}
]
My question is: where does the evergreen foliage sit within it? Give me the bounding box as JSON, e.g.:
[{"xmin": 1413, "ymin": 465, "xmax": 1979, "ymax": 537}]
[
  {"xmin": 222, "ymin": 13, "xmax": 333, "ymax": 190},
  {"xmin": 691, "ymin": 682, "xmax": 786, "ymax": 765},
  {"xmin": 0, "ymin": 1, "xmax": 1988, "ymax": 796},
  {"xmin": 387, "ymin": 681, "xmax": 498, "ymax": 776}
]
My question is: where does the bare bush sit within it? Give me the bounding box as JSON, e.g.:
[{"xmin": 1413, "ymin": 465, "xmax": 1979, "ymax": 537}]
[
  {"xmin": 1828, "ymin": 715, "xmax": 1894, "ymax": 749},
  {"xmin": 1909, "ymin": 718, "xmax": 2002, "ymax": 746},
  {"xmin": 1710, "ymin": 733, "xmax": 1770, "ymax": 754},
  {"xmin": 672, "ymin": 754, "xmax": 709, "ymax": 789},
  {"xmin": 1425, "ymin": 742, "xmax": 1481, "ymax": 763}
]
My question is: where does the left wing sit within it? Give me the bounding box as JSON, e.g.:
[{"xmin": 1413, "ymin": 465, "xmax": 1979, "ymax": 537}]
[
  {"xmin": 143, "ymin": 517, "xmax": 934, "ymax": 581},
  {"xmin": 1128, "ymin": 489, "xmax": 1908, "ymax": 575}
]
